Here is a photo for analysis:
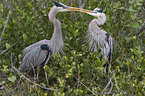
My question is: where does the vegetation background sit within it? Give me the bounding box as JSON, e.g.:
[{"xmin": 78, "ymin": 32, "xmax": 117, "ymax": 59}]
[{"xmin": 0, "ymin": 0, "xmax": 144, "ymax": 95}]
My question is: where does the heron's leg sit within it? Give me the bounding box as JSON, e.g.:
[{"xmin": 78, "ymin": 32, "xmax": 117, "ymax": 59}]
[
  {"xmin": 37, "ymin": 65, "xmax": 41, "ymax": 81},
  {"xmin": 103, "ymin": 62, "xmax": 109, "ymax": 72},
  {"xmin": 44, "ymin": 69, "xmax": 49, "ymax": 86}
]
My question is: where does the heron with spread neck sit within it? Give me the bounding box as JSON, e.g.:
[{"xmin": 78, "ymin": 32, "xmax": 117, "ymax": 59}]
[{"xmin": 86, "ymin": 8, "xmax": 114, "ymax": 72}]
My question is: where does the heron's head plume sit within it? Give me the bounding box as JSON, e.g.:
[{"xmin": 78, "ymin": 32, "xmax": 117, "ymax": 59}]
[
  {"xmin": 52, "ymin": 1, "xmax": 70, "ymax": 12},
  {"xmin": 94, "ymin": 8, "xmax": 104, "ymax": 13}
]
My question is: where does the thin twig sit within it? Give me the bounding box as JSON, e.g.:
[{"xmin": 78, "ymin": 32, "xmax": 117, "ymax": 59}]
[
  {"xmin": 138, "ymin": 22, "xmax": 145, "ymax": 37},
  {"xmin": 100, "ymin": 76, "xmax": 113, "ymax": 96},
  {"xmin": 72, "ymin": 75, "xmax": 96, "ymax": 95},
  {"xmin": 0, "ymin": 43, "xmax": 16, "ymax": 55},
  {"xmin": 11, "ymin": 65, "xmax": 60, "ymax": 91},
  {"xmin": 10, "ymin": 53, "xmax": 60, "ymax": 95},
  {"xmin": 76, "ymin": 68, "xmax": 80, "ymax": 95},
  {"xmin": 104, "ymin": 81, "xmax": 114, "ymax": 94},
  {"xmin": 0, "ymin": 10, "xmax": 11, "ymax": 45},
  {"xmin": 11, "ymin": 66, "xmax": 60, "ymax": 92}
]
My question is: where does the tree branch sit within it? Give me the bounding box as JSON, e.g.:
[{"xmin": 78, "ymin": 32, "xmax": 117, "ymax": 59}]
[
  {"xmin": 100, "ymin": 76, "xmax": 113, "ymax": 96},
  {"xmin": 0, "ymin": 43, "xmax": 16, "ymax": 55},
  {"xmin": 10, "ymin": 53, "xmax": 60, "ymax": 95},
  {"xmin": 72, "ymin": 75, "xmax": 96, "ymax": 95},
  {"xmin": 138, "ymin": 22, "xmax": 145, "ymax": 37},
  {"xmin": 0, "ymin": 10, "xmax": 11, "ymax": 45}
]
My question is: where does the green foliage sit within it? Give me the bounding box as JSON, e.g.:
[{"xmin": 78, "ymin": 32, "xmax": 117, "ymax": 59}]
[
  {"xmin": 0, "ymin": 0, "xmax": 144, "ymax": 95},
  {"xmin": 8, "ymin": 76, "xmax": 16, "ymax": 83}
]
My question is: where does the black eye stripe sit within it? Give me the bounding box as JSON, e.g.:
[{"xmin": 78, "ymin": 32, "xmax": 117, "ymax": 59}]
[{"xmin": 53, "ymin": 1, "xmax": 67, "ymax": 8}]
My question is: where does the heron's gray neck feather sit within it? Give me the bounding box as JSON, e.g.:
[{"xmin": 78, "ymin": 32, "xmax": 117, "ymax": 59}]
[
  {"xmin": 87, "ymin": 19, "xmax": 107, "ymax": 52},
  {"xmin": 48, "ymin": 6, "xmax": 64, "ymax": 54}
]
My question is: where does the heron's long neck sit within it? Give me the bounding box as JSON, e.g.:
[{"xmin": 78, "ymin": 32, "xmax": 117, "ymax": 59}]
[
  {"xmin": 49, "ymin": 8, "xmax": 62, "ymax": 42},
  {"xmin": 89, "ymin": 19, "xmax": 101, "ymax": 31},
  {"xmin": 48, "ymin": 6, "xmax": 64, "ymax": 54}
]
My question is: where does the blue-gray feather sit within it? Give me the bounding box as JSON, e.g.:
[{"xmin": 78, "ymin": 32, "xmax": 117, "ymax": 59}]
[
  {"xmin": 15, "ymin": 6, "xmax": 65, "ymax": 75},
  {"xmin": 18, "ymin": 45, "xmax": 49, "ymax": 72}
]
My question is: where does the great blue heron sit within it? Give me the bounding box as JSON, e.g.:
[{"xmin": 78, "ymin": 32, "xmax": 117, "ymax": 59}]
[
  {"xmin": 15, "ymin": 2, "xmax": 75, "ymax": 81},
  {"xmin": 86, "ymin": 8, "xmax": 114, "ymax": 72},
  {"xmin": 15, "ymin": 1, "xmax": 98, "ymax": 81},
  {"xmin": 53, "ymin": 2, "xmax": 114, "ymax": 72}
]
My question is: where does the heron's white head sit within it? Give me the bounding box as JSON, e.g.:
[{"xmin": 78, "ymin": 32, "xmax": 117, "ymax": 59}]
[
  {"xmin": 52, "ymin": 1, "xmax": 106, "ymax": 25},
  {"xmin": 48, "ymin": 2, "xmax": 71, "ymax": 22},
  {"xmin": 92, "ymin": 8, "xmax": 106, "ymax": 25}
]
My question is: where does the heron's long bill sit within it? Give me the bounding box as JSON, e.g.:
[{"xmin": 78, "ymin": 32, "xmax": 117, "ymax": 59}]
[
  {"xmin": 53, "ymin": 1, "xmax": 98, "ymax": 15},
  {"xmin": 66, "ymin": 7, "xmax": 101, "ymax": 17},
  {"xmin": 66, "ymin": 7, "xmax": 94, "ymax": 13}
]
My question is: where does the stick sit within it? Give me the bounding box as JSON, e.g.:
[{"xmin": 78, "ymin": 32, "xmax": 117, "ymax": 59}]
[
  {"xmin": 72, "ymin": 75, "xmax": 96, "ymax": 95},
  {"xmin": 100, "ymin": 76, "xmax": 113, "ymax": 96},
  {"xmin": 0, "ymin": 43, "xmax": 16, "ymax": 55},
  {"xmin": 0, "ymin": 10, "xmax": 11, "ymax": 45},
  {"xmin": 10, "ymin": 53, "xmax": 60, "ymax": 95}
]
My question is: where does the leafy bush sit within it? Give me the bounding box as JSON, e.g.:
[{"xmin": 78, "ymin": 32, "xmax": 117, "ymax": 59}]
[{"xmin": 0, "ymin": 0, "xmax": 144, "ymax": 95}]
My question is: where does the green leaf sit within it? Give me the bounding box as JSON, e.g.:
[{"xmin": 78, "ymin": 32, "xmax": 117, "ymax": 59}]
[
  {"xmin": 6, "ymin": 43, "xmax": 10, "ymax": 48},
  {"xmin": 119, "ymin": 7, "xmax": 125, "ymax": 9},
  {"xmin": 8, "ymin": 76, "xmax": 16, "ymax": 83},
  {"xmin": 125, "ymin": 36, "xmax": 132, "ymax": 42},
  {"xmin": 128, "ymin": 7, "xmax": 134, "ymax": 12},
  {"xmin": 131, "ymin": 14, "xmax": 137, "ymax": 20},
  {"xmin": 131, "ymin": 23, "xmax": 139, "ymax": 29},
  {"xmin": 41, "ymin": 83, "xmax": 46, "ymax": 87},
  {"xmin": 23, "ymin": 33, "xmax": 28, "ymax": 40}
]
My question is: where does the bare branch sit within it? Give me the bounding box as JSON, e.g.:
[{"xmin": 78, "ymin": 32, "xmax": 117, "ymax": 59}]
[
  {"xmin": 0, "ymin": 10, "xmax": 11, "ymax": 45},
  {"xmin": 72, "ymin": 75, "xmax": 96, "ymax": 95},
  {"xmin": 10, "ymin": 53, "xmax": 60, "ymax": 95},
  {"xmin": 0, "ymin": 43, "xmax": 16, "ymax": 55},
  {"xmin": 100, "ymin": 76, "xmax": 113, "ymax": 96},
  {"xmin": 11, "ymin": 65, "xmax": 61, "ymax": 92},
  {"xmin": 104, "ymin": 81, "xmax": 114, "ymax": 94},
  {"xmin": 138, "ymin": 22, "xmax": 145, "ymax": 37}
]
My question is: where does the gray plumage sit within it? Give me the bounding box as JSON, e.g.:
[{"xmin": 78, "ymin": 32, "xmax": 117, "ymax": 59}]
[
  {"xmin": 86, "ymin": 8, "xmax": 114, "ymax": 71},
  {"xmin": 17, "ymin": 6, "xmax": 65, "ymax": 73},
  {"xmin": 87, "ymin": 19, "xmax": 113, "ymax": 59}
]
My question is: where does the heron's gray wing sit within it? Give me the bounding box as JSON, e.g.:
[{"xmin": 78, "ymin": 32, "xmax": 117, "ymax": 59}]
[
  {"xmin": 18, "ymin": 46, "xmax": 48, "ymax": 72},
  {"xmin": 23, "ymin": 39, "xmax": 50, "ymax": 56}
]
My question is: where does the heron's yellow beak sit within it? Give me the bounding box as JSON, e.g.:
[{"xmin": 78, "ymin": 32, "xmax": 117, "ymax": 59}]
[
  {"xmin": 52, "ymin": 1, "xmax": 97, "ymax": 15},
  {"xmin": 66, "ymin": 7, "xmax": 94, "ymax": 14},
  {"xmin": 66, "ymin": 7, "xmax": 101, "ymax": 17}
]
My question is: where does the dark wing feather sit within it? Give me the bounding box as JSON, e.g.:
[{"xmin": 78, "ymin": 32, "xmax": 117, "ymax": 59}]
[{"xmin": 40, "ymin": 44, "xmax": 51, "ymax": 68}]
